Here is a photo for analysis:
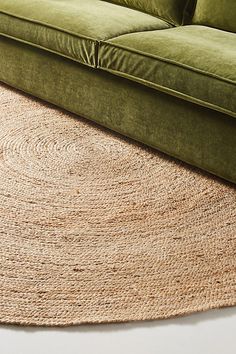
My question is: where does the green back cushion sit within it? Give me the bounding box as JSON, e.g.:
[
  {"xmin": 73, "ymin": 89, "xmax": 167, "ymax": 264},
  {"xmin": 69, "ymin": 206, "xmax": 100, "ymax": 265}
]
[
  {"xmin": 192, "ymin": 0, "xmax": 236, "ymax": 33},
  {"xmin": 104, "ymin": 0, "xmax": 189, "ymax": 26}
]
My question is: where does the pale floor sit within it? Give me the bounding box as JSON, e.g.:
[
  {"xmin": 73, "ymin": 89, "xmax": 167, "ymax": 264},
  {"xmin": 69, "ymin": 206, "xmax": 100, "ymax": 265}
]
[{"xmin": 1, "ymin": 307, "xmax": 236, "ymax": 354}]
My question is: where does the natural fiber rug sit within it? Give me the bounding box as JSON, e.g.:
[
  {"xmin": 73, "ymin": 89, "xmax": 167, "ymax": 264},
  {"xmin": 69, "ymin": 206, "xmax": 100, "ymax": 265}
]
[{"xmin": 0, "ymin": 83, "xmax": 235, "ymax": 326}]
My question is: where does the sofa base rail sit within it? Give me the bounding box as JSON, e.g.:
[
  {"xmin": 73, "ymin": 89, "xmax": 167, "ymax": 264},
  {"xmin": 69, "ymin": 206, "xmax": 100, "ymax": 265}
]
[{"xmin": 0, "ymin": 36, "xmax": 236, "ymax": 184}]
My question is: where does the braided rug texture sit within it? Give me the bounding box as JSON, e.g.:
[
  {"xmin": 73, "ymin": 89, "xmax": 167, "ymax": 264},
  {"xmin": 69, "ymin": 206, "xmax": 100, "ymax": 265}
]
[{"xmin": 0, "ymin": 83, "xmax": 235, "ymax": 326}]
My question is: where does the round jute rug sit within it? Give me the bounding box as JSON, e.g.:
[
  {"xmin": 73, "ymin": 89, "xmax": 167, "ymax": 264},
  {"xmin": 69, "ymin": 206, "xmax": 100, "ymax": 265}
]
[{"xmin": 0, "ymin": 83, "xmax": 235, "ymax": 326}]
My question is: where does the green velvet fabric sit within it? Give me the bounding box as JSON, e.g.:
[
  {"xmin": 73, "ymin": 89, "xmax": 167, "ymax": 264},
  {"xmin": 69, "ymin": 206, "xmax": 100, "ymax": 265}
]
[
  {"xmin": 99, "ymin": 25, "xmax": 236, "ymax": 117},
  {"xmin": 1, "ymin": 36, "xmax": 236, "ymax": 184},
  {"xmin": 103, "ymin": 0, "xmax": 189, "ymax": 25},
  {"xmin": 192, "ymin": 0, "xmax": 236, "ymax": 33},
  {"xmin": 0, "ymin": 0, "xmax": 169, "ymax": 67}
]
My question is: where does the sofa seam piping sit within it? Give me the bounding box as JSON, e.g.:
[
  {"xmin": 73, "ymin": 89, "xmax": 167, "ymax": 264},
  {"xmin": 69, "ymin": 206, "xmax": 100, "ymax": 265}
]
[{"xmin": 98, "ymin": 67, "xmax": 236, "ymax": 118}]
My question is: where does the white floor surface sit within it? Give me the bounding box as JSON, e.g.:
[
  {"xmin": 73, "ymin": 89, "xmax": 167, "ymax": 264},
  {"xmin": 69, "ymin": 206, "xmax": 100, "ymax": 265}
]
[{"xmin": 0, "ymin": 306, "xmax": 236, "ymax": 354}]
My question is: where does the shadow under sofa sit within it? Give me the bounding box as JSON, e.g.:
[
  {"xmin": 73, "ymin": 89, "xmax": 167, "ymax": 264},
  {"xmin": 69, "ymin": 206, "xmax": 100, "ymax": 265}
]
[{"xmin": 0, "ymin": 0, "xmax": 236, "ymax": 184}]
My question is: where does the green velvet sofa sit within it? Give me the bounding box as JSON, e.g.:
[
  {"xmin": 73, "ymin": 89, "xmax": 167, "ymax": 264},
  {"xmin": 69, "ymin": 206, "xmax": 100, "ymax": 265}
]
[{"xmin": 0, "ymin": 0, "xmax": 235, "ymax": 183}]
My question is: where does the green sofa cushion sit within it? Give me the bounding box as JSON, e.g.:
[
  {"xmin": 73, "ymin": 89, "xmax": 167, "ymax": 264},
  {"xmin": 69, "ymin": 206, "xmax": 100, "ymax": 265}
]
[
  {"xmin": 191, "ymin": 0, "xmax": 236, "ymax": 33},
  {"xmin": 0, "ymin": 0, "xmax": 170, "ymax": 67},
  {"xmin": 99, "ymin": 25, "xmax": 236, "ymax": 117},
  {"xmin": 103, "ymin": 0, "xmax": 190, "ymax": 26}
]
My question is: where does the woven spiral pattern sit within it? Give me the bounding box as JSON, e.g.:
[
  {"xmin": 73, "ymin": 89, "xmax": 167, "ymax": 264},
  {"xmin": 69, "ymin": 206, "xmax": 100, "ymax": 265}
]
[{"xmin": 0, "ymin": 83, "xmax": 235, "ymax": 326}]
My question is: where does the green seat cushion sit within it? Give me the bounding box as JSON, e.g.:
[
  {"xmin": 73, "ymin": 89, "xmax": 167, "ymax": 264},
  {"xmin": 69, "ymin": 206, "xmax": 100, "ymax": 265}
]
[
  {"xmin": 103, "ymin": 0, "xmax": 190, "ymax": 26},
  {"xmin": 99, "ymin": 25, "xmax": 236, "ymax": 117},
  {"xmin": 0, "ymin": 0, "xmax": 170, "ymax": 67},
  {"xmin": 191, "ymin": 0, "xmax": 236, "ymax": 33}
]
